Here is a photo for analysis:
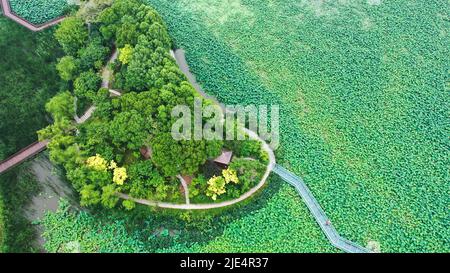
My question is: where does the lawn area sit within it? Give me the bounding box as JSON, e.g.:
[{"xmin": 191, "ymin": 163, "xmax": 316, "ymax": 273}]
[
  {"xmin": 8, "ymin": 0, "xmax": 69, "ymax": 25},
  {"xmin": 147, "ymin": 0, "xmax": 450, "ymax": 252}
]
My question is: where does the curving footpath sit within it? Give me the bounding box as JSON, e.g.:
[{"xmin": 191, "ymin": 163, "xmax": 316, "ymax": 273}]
[
  {"xmin": 118, "ymin": 127, "xmax": 276, "ymax": 210},
  {"xmin": 74, "ymin": 105, "xmax": 97, "ymax": 124},
  {"xmin": 0, "ymin": 45, "xmax": 371, "ymax": 253},
  {"xmin": 67, "ymin": 48, "xmax": 277, "ymax": 210},
  {"xmin": 173, "ymin": 49, "xmax": 371, "ymax": 253},
  {"xmin": 177, "ymin": 175, "xmax": 190, "ymax": 205},
  {"xmin": 0, "ymin": 0, "xmax": 65, "ymax": 31},
  {"xmin": 74, "ymin": 49, "xmax": 119, "ymax": 123}
]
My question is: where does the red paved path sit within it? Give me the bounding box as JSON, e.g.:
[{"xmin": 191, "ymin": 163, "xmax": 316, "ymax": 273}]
[
  {"xmin": 0, "ymin": 1, "xmax": 65, "ymax": 173},
  {"xmin": 0, "ymin": 0, "xmax": 65, "ymax": 31},
  {"xmin": 0, "ymin": 141, "xmax": 49, "ymax": 173},
  {"xmin": 0, "ymin": 49, "xmax": 118, "ymax": 174}
]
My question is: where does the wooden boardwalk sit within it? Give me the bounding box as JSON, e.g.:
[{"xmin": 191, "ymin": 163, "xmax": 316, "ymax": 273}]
[
  {"xmin": 0, "ymin": 44, "xmax": 374, "ymax": 253},
  {"xmin": 273, "ymin": 164, "xmax": 371, "ymax": 253},
  {"xmin": 0, "ymin": 1, "xmax": 65, "ymax": 173},
  {"xmin": 0, "ymin": 0, "xmax": 65, "ymax": 31},
  {"xmin": 0, "ymin": 140, "xmax": 49, "ymax": 173}
]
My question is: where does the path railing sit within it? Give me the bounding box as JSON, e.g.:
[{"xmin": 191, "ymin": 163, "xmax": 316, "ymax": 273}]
[
  {"xmin": 0, "ymin": 141, "xmax": 49, "ymax": 173},
  {"xmin": 273, "ymin": 164, "xmax": 371, "ymax": 253}
]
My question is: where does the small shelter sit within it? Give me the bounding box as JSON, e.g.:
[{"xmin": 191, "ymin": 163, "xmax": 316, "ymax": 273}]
[{"xmin": 213, "ymin": 150, "xmax": 233, "ymax": 169}]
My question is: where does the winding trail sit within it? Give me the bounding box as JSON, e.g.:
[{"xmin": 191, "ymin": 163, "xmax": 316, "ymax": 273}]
[
  {"xmin": 118, "ymin": 49, "xmax": 276, "ymax": 209},
  {"xmin": 177, "ymin": 175, "xmax": 190, "ymax": 205},
  {"xmin": 172, "ymin": 49, "xmax": 222, "ymax": 107},
  {"xmin": 73, "ymin": 48, "xmax": 276, "ymax": 210},
  {"xmin": 74, "ymin": 105, "xmax": 97, "ymax": 124},
  {"xmin": 74, "ymin": 49, "xmax": 119, "ymax": 123},
  {"xmin": 101, "ymin": 49, "xmax": 118, "ymax": 88},
  {"xmin": 172, "ymin": 48, "xmax": 371, "ymax": 253},
  {"xmin": 0, "ymin": 45, "xmax": 371, "ymax": 253},
  {"xmin": 0, "ymin": 0, "xmax": 65, "ymax": 31},
  {"xmin": 119, "ymin": 127, "xmax": 275, "ymax": 210}
]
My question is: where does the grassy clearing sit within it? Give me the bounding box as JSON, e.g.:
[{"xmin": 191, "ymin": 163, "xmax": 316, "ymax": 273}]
[{"xmin": 147, "ymin": 0, "xmax": 450, "ymax": 252}]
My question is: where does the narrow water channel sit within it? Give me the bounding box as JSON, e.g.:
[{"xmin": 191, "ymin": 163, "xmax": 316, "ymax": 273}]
[{"xmin": 23, "ymin": 155, "xmax": 78, "ymax": 251}]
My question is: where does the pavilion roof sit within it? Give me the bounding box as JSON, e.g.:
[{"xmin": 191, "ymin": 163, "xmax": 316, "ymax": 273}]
[{"xmin": 213, "ymin": 150, "xmax": 233, "ymax": 166}]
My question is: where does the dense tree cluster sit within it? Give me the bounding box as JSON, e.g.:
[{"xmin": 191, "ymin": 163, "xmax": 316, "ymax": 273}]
[
  {"xmin": 0, "ymin": 17, "xmax": 67, "ymax": 252},
  {"xmin": 0, "ymin": 18, "xmax": 64, "ymax": 160},
  {"xmin": 39, "ymin": 0, "xmax": 267, "ymax": 209}
]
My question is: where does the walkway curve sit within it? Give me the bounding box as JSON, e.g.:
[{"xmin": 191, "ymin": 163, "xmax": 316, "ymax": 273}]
[
  {"xmin": 74, "ymin": 48, "xmax": 119, "ymax": 123},
  {"xmin": 273, "ymin": 164, "xmax": 371, "ymax": 253},
  {"xmin": 0, "ymin": 0, "xmax": 65, "ymax": 31},
  {"xmin": 118, "ymin": 127, "xmax": 275, "ymax": 210},
  {"xmin": 171, "ymin": 48, "xmax": 371, "ymax": 253},
  {"xmin": 177, "ymin": 175, "xmax": 190, "ymax": 205},
  {"xmin": 71, "ymin": 47, "xmax": 276, "ymax": 209},
  {"xmin": 115, "ymin": 49, "xmax": 276, "ymax": 209},
  {"xmin": 0, "ymin": 44, "xmax": 370, "ymax": 253}
]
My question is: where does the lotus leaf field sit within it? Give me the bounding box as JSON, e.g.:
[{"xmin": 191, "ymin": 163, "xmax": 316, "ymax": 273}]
[
  {"xmin": 42, "ymin": 177, "xmax": 336, "ymax": 253},
  {"xmin": 146, "ymin": 0, "xmax": 450, "ymax": 252},
  {"xmin": 9, "ymin": 0, "xmax": 69, "ymax": 25},
  {"xmin": 2, "ymin": 0, "xmax": 448, "ymax": 253}
]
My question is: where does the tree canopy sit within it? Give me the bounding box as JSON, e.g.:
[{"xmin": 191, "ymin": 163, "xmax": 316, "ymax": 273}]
[
  {"xmin": 55, "ymin": 17, "xmax": 89, "ymax": 55},
  {"xmin": 40, "ymin": 0, "xmax": 266, "ymax": 209}
]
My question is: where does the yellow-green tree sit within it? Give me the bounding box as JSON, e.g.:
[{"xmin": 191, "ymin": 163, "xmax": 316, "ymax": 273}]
[
  {"xmin": 113, "ymin": 167, "xmax": 128, "ymax": 185},
  {"xmin": 119, "ymin": 44, "xmax": 133, "ymax": 64},
  {"xmin": 206, "ymin": 176, "xmax": 226, "ymax": 201},
  {"xmin": 86, "ymin": 154, "xmax": 108, "ymax": 171},
  {"xmin": 222, "ymin": 168, "xmax": 239, "ymax": 184}
]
